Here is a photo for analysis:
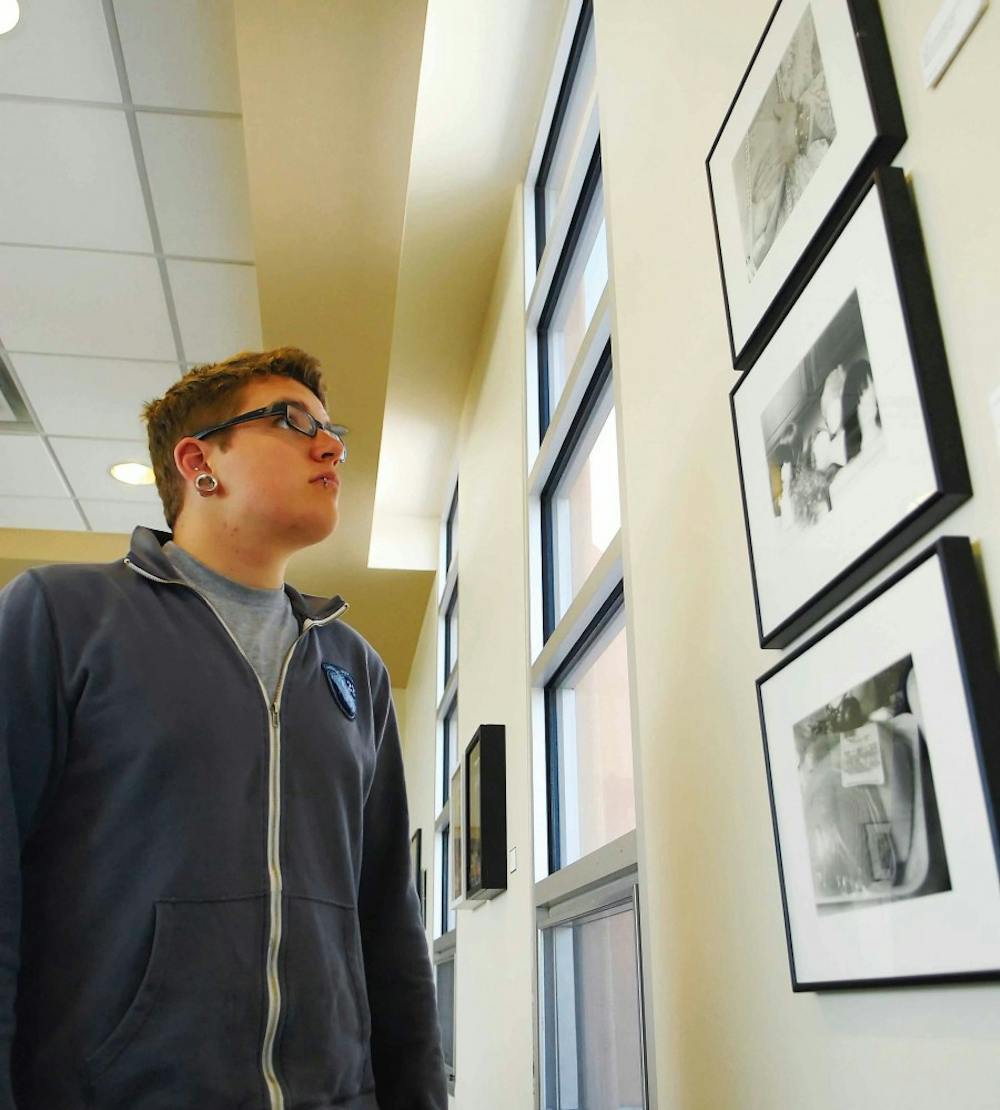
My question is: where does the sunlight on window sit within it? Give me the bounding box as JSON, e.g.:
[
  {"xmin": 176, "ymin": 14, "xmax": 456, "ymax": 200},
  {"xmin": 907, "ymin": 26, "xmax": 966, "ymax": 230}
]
[{"xmin": 589, "ymin": 410, "xmax": 619, "ymax": 551}]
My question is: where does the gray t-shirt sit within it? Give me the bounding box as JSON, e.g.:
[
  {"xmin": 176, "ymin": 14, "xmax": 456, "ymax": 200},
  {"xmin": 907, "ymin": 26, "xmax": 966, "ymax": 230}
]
[{"xmin": 164, "ymin": 541, "xmax": 300, "ymax": 705}]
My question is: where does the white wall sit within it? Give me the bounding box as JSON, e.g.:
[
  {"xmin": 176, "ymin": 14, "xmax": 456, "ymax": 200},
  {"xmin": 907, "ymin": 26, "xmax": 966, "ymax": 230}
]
[{"xmin": 402, "ymin": 1, "xmax": 1000, "ymax": 1106}]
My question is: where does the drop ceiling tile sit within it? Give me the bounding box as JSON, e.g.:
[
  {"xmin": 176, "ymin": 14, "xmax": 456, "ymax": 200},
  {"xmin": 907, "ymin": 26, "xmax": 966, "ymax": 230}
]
[
  {"xmin": 168, "ymin": 260, "xmax": 262, "ymax": 363},
  {"xmin": 0, "ymin": 247, "xmax": 175, "ymax": 360},
  {"xmin": 0, "ymin": 496, "xmax": 85, "ymax": 531},
  {"xmin": 113, "ymin": 0, "xmax": 241, "ymax": 113},
  {"xmin": 0, "ymin": 0, "xmax": 121, "ymax": 102},
  {"xmin": 81, "ymin": 499, "xmax": 167, "ymax": 534},
  {"xmin": 49, "ymin": 436, "xmax": 160, "ymax": 503},
  {"xmin": 0, "ymin": 435, "xmax": 71, "ymax": 497},
  {"xmin": 0, "ymin": 101, "xmax": 151, "ymax": 253},
  {"xmin": 11, "ymin": 353, "xmax": 178, "ymax": 439},
  {"xmin": 138, "ymin": 114, "xmax": 253, "ymax": 261}
]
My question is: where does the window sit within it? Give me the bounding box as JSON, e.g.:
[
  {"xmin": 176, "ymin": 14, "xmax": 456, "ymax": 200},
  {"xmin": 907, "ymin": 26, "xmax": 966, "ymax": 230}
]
[
  {"xmin": 444, "ymin": 588, "xmax": 459, "ymax": 683},
  {"xmin": 525, "ymin": 2, "xmax": 648, "ymax": 1104},
  {"xmin": 539, "ymin": 885, "xmax": 646, "ymax": 1110},
  {"xmin": 534, "ymin": 0, "xmax": 597, "ymax": 264},
  {"xmin": 545, "ymin": 591, "xmax": 634, "ymax": 872},
  {"xmin": 433, "ymin": 480, "xmax": 459, "ymax": 1089},
  {"xmin": 435, "ymin": 955, "xmax": 456, "ymax": 1085},
  {"xmin": 441, "ymin": 697, "xmax": 458, "ymax": 808},
  {"xmin": 526, "ymin": 0, "xmax": 635, "ymax": 881},
  {"xmin": 541, "ymin": 345, "xmax": 621, "ymax": 635},
  {"xmin": 538, "ymin": 161, "xmax": 608, "ymax": 432},
  {"xmin": 445, "ymin": 484, "xmax": 459, "ymax": 573}
]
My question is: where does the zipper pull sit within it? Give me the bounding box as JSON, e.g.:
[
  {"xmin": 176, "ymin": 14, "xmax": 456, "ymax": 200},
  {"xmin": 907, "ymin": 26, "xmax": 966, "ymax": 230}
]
[{"xmin": 271, "ymin": 705, "xmax": 279, "ymax": 729}]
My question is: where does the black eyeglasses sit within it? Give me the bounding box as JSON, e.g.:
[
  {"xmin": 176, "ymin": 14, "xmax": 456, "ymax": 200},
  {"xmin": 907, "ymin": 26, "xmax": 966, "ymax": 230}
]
[{"xmin": 191, "ymin": 402, "xmax": 349, "ymax": 462}]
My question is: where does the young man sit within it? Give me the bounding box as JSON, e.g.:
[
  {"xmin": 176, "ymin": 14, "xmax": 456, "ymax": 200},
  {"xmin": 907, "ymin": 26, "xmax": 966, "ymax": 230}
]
[{"xmin": 0, "ymin": 349, "xmax": 447, "ymax": 1109}]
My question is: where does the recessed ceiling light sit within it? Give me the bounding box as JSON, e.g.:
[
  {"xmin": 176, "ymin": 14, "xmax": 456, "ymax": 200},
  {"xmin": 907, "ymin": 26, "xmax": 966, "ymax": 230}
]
[
  {"xmin": 0, "ymin": 1, "xmax": 20, "ymax": 36},
  {"xmin": 110, "ymin": 462, "xmax": 156, "ymax": 486}
]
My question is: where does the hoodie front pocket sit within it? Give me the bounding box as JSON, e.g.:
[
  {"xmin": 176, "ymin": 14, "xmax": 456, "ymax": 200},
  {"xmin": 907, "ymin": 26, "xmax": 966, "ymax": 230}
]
[
  {"xmin": 278, "ymin": 895, "xmax": 375, "ymax": 1107},
  {"xmin": 83, "ymin": 895, "xmax": 266, "ymax": 1109}
]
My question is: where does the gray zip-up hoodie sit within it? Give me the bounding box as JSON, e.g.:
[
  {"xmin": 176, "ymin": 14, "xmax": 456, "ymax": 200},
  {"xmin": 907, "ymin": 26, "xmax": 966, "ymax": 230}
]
[{"xmin": 0, "ymin": 527, "xmax": 447, "ymax": 1109}]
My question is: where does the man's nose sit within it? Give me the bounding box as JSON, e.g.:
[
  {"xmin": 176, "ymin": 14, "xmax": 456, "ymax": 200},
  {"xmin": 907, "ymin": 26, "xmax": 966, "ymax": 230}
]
[{"xmin": 312, "ymin": 430, "xmax": 347, "ymax": 464}]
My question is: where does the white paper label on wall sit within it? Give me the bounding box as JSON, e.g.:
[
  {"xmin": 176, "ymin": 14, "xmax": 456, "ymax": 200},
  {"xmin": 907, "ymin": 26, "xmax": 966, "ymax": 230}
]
[
  {"xmin": 990, "ymin": 383, "xmax": 1000, "ymax": 451},
  {"xmin": 921, "ymin": 0, "xmax": 990, "ymax": 87}
]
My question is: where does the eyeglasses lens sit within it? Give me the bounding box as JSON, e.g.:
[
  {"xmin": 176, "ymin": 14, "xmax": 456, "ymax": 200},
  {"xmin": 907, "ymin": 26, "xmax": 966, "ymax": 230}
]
[
  {"xmin": 287, "ymin": 406, "xmax": 315, "ymax": 435},
  {"xmin": 285, "ymin": 406, "xmax": 347, "ymax": 462}
]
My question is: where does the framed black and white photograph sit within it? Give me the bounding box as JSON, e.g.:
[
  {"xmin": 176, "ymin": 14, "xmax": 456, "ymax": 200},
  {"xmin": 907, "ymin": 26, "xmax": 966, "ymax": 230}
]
[
  {"xmin": 464, "ymin": 724, "xmax": 508, "ymax": 902},
  {"xmin": 707, "ymin": 0, "xmax": 905, "ymax": 369},
  {"xmin": 731, "ymin": 168, "xmax": 970, "ymax": 647},
  {"xmin": 757, "ymin": 537, "xmax": 1000, "ymax": 990},
  {"xmin": 449, "ymin": 765, "xmax": 463, "ymax": 908}
]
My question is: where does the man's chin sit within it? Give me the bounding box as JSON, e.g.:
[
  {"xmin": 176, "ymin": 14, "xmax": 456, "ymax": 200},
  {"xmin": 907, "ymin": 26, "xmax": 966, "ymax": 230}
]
[{"xmin": 294, "ymin": 508, "xmax": 339, "ymax": 548}]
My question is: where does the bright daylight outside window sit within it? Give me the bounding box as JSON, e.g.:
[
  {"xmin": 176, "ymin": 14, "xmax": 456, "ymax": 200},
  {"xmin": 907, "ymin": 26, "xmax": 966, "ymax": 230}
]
[
  {"xmin": 544, "ymin": 366, "xmax": 621, "ymax": 630},
  {"xmin": 534, "ymin": 0, "xmax": 596, "ymax": 263},
  {"xmin": 540, "ymin": 898, "xmax": 644, "ymax": 1110},
  {"xmin": 547, "ymin": 609, "xmax": 634, "ymax": 870},
  {"xmin": 539, "ymin": 173, "xmax": 608, "ymax": 432}
]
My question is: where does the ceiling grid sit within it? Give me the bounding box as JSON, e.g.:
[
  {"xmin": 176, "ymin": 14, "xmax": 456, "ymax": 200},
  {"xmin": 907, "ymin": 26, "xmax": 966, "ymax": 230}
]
[{"xmin": 0, "ymin": 0, "xmax": 261, "ymax": 534}]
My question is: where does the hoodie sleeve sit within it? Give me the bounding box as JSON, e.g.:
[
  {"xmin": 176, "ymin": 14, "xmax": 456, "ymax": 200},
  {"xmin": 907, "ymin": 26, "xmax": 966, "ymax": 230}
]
[
  {"xmin": 357, "ymin": 661, "xmax": 448, "ymax": 1110},
  {"xmin": 0, "ymin": 572, "xmax": 69, "ymax": 1109}
]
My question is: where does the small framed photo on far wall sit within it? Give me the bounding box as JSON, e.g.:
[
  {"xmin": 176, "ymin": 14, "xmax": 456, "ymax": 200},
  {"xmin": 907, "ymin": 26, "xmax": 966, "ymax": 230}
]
[
  {"xmin": 757, "ymin": 537, "xmax": 1000, "ymax": 990},
  {"xmin": 464, "ymin": 725, "xmax": 507, "ymax": 902}
]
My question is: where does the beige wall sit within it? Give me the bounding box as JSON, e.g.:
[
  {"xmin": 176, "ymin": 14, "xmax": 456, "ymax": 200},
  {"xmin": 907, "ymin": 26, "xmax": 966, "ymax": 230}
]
[
  {"xmin": 401, "ymin": 192, "xmax": 537, "ymax": 1109},
  {"xmin": 401, "ymin": 1, "xmax": 1000, "ymax": 1107}
]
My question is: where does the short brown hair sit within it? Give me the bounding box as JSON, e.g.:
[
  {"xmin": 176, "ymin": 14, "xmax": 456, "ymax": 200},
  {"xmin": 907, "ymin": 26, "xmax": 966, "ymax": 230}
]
[{"xmin": 143, "ymin": 347, "xmax": 326, "ymax": 529}]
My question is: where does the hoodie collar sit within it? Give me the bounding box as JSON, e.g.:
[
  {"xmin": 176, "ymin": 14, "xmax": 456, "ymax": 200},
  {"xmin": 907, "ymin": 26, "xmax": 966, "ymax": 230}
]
[{"xmin": 126, "ymin": 526, "xmax": 348, "ymax": 624}]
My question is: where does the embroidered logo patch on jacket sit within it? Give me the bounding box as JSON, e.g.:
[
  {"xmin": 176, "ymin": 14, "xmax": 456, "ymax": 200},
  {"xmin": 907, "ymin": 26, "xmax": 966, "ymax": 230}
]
[{"xmin": 322, "ymin": 663, "xmax": 358, "ymax": 720}]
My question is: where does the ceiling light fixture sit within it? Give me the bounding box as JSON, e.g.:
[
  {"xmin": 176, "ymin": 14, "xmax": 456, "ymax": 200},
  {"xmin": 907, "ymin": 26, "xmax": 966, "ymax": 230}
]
[
  {"xmin": 110, "ymin": 462, "xmax": 156, "ymax": 487},
  {"xmin": 0, "ymin": 0, "xmax": 20, "ymax": 35}
]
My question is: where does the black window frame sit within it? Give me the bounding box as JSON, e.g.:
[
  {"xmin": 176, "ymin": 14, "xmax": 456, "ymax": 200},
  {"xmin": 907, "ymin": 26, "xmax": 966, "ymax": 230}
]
[
  {"xmin": 536, "ymin": 141, "xmax": 604, "ymax": 441},
  {"xmin": 443, "ymin": 587, "xmax": 458, "ymax": 684},
  {"xmin": 441, "ymin": 696, "xmax": 457, "ymax": 807},
  {"xmin": 444, "ymin": 483, "xmax": 458, "ymax": 572},
  {"xmin": 543, "ymin": 580, "xmax": 626, "ymax": 874},
  {"xmin": 534, "ymin": 0, "xmax": 596, "ymax": 267},
  {"xmin": 540, "ymin": 339, "xmax": 614, "ymax": 641}
]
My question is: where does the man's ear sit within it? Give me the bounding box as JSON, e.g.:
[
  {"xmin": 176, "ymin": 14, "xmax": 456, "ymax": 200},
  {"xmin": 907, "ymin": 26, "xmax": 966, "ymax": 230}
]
[{"xmin": 173, "ymin": 437, "xmax": 211, "ymax": 483}]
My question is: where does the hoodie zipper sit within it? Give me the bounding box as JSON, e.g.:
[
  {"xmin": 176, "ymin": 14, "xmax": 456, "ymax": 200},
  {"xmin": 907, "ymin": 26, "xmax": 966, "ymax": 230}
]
[{"xmin": 123, "ymin": 558, "xmax": 349, "ymax": 1110}]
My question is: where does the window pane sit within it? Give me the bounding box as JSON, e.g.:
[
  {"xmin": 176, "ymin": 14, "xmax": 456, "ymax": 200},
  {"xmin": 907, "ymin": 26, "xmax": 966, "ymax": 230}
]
[
  {"xmin": 550, "ymin": 397, "xmax": 620, "ymax": 622},
  {"xmin": 542, "ymin": 903, "xmax": 644, "ymax": 1110},
  {"xmin": 440, "ymin": 826, "xmax": 455, "ymax": 934},
  {"xmin": 444, "ymin": 591, "xmax": 459, "ymax": 681},
  {"xmin": 436, "ymin": 957, "xmax": 456, "ymax": 1072},
  {"xmin": 442, "ymin": 698, "xmax": 458, "ymax": 806},
  {"xmin": 538, "ymin": 20, "xmax": 597, "ymax": 246},
  {"xmin": 445, "ymin": 485, "xmax": 458, "ymax": 571},
  {"xmin": 546, "ymin": 185, "xmax": 608, "ymax": 417},
  {"xmin": 553, "ymin": 622, "xmax": 635, "ymax": 867}
]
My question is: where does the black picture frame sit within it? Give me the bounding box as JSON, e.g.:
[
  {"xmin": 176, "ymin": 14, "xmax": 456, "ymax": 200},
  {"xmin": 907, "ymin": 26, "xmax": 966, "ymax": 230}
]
[
  {"xmin": 731, "ymin": 167, "xmax": 970, "ymax": 648},
  {"xmin": 707, "ymin": 0, "xmax": 906, "ymax": 371},
  {"xmin": 757, "ymin": 536, "xmax": 1000, "ymax": 990},
  {"xmin": 464, "ymin": 724, "xmax": 507, "ymax": 901}
]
